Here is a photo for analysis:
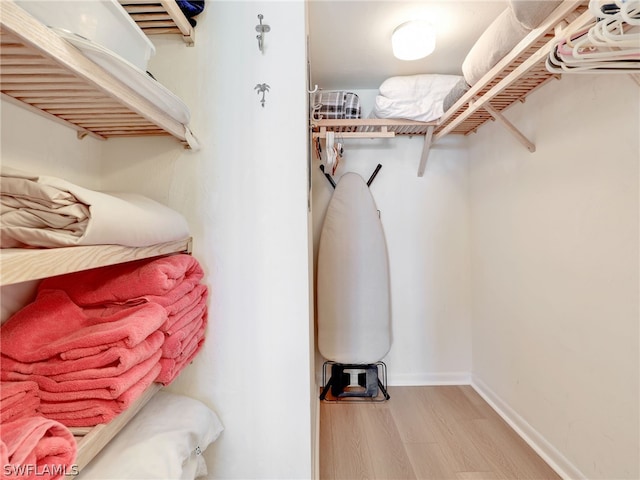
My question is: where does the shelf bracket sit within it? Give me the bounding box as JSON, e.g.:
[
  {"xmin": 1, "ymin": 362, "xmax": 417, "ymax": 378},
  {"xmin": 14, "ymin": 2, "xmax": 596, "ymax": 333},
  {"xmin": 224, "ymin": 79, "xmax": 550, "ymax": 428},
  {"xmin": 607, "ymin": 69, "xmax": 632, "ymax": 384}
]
[
  {"xmin": 482, "ymin": 103, "xmax": 535, "ymax": 153},
  {"xmin": 417, "ymin": 125, "xmax": 435, "ymax": 177}
]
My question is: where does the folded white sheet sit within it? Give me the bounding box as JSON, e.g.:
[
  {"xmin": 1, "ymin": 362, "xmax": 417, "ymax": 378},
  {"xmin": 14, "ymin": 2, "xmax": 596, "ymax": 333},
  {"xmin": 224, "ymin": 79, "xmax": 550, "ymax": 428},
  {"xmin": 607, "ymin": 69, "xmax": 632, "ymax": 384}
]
[
  {"xmin": 1, "ymin": 167, "xmax": 190, "ymax": 248},
  {"xmin": 372, "ymin": 74, "xmax": 464, "ymax": 122}
]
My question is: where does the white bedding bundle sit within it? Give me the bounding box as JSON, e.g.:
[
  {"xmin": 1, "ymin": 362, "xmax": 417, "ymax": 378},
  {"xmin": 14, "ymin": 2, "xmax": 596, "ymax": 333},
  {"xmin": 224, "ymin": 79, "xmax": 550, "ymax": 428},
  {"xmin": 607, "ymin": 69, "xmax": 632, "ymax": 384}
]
[
  {"xmin": 371, "ymin": 74, "xmax": 464, "ymax": 122},
  {"xmin": 1, "ymin": 167, "xmax": 190, "ymax": 248},
  {"xmin": 76, "ymin": 391, "xmax": 223, "ymax": 480}
]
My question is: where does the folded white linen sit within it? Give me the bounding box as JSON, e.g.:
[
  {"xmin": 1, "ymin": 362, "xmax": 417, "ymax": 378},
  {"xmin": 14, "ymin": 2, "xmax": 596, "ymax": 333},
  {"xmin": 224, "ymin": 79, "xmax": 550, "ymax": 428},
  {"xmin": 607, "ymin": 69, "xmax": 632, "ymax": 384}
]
[
  {"xmin": 509, "ymin": 0, "xmax": 562, "ymax": 29},
  {"xmin": 462, "ymin": 7, "xmax": 530, "ymax": 86},
  {"xmin": 1, "ymin": 167, "xmax": 189, "ymax": 248},
  {"xmin": 372, "ymin": 74, "xmax": 463, "ymax": 122}
]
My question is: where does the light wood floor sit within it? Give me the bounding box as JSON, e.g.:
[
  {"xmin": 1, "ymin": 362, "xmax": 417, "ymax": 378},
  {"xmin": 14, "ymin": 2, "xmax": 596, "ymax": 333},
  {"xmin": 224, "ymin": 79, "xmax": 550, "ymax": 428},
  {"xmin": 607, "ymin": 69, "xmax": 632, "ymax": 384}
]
[{"xmin": 320, "ymin": 385, "xmax": 561, "ymax": 480}]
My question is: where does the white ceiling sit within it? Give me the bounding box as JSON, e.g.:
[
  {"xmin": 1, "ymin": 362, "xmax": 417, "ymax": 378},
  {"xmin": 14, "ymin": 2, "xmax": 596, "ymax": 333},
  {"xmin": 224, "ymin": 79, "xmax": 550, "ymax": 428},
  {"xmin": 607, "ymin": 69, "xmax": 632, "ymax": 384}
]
[{"xmin": 307, "ymin": 0, "xmax": 508, "ymax": 90}]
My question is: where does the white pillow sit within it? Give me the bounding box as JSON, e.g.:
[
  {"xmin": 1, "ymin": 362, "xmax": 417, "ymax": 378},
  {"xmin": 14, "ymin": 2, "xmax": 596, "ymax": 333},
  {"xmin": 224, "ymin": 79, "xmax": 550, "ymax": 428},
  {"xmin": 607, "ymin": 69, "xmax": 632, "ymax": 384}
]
[
  {"xmin": 378, "ymin": 74, "xmax": 463, "ymax": 100},
  {"xmin": 77, "ymin": 391, "xmax": 223, "ymax": 480},
  {"xmin": 372, "ymin": 74, "xmax": 464, "ymax": 122}
]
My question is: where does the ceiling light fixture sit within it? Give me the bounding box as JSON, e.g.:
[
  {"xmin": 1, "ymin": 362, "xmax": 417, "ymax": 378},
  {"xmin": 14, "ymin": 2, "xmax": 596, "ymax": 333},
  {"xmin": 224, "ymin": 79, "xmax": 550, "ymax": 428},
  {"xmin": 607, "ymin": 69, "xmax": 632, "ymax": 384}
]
[{"xmin": 391, "ymin": 20, "xmax": 436, "ymax": 61}]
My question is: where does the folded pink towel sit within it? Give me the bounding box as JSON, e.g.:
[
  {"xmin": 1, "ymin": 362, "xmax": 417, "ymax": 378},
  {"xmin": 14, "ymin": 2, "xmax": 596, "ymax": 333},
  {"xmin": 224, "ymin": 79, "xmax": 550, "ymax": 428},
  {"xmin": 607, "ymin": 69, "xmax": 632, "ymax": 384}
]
[
  {"xmin": 162, "ymin": 314, "xmax": 205, "ymax": 359},
  {"xmin": 163, "ymin": 283, "xmax": 208, "ymax": 327},
  {"xmin": 43, "ymin": 365, "xmax": 159, "ymax": 417},
  {"xmin": 2, "ymin": 395, "xmax": 40, "ymax": 424},
  {"xmin": 2, "ymin": 350, "xmax": 162, "ymax": 401},
  {"xmin": 1, "ymin": 331, "xmax": 164, "ymax": 381},
  {"xmin": 41, "ymin": 366, "xmax": 161, "ymax": 428},
  {"xmin": 54, "ymin": 285, "xmax": 204, "ymax": 359},
  {"xmin": 1, "ymin": 381, "xmax": 41, "ymax": 423},
  {"xmin": 158, "ymin": 338, "xmax": 204, "ymax": 385},
  {"xmin": 59, "ymin": 340, "xmax": 130, "ymax": 361},
  {"xmin": 1, "ymin": 380, "xmax": 39, "ymax": 401},
  {"xmin": 163, "ymin": 288, "xmax": 207, "ymax": 334},
  {"xmin": 157, "ymin": 326, "xmax": 205, "ymax": 385},
  {"xmin": 38, "ymin": 254, "xmax": 204, "ymax": 308},
  {"xmin": 0, "ymin": 290, "xmax": 166, "ymax": 363},
  {"xmin": 1, "ymin": 415, "xmax": 76, "ymax": 479}
]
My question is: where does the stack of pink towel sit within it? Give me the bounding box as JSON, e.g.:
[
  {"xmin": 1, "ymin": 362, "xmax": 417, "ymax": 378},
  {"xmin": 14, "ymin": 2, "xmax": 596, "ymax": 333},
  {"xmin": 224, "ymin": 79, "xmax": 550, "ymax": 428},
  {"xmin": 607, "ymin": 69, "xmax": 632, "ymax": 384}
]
[
  {"xmin": 0, "ymin": 290, "xmax": 165, "ymax": 427},
  {"xmin": 156, "ymin": 283, "xmax": 208, "ymax": 384},
  {"xmin": 39, "ymin": 254, "xmax": 208, "ymax": 385},
  {"xmin": 0, "ymin": 254, "xmax": 207, "ymax": 428}
]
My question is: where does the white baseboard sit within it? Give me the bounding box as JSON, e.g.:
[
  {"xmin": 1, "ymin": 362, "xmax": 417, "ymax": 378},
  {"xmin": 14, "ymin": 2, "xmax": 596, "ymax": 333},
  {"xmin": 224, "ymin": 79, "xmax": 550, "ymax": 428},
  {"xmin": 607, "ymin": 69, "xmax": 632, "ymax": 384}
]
[
  {"xmin": 471, "ymin": 376, "xmax": 586, "ymax": 480},
  {"xmin": 316, "ymin": 366, "xmax": 471, "ymax": 388},
  {"xmin": 388, "ymin": 371, "xmax": 471, "ymax": 386}
]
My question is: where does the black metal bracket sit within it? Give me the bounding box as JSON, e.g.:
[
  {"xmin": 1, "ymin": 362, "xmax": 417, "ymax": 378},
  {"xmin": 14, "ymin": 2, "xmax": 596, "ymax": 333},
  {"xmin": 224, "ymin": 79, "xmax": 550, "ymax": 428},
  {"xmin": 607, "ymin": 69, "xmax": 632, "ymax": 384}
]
[{"xmin": 320, "ymin": 361, "xmax": 390, "ymax": 402}]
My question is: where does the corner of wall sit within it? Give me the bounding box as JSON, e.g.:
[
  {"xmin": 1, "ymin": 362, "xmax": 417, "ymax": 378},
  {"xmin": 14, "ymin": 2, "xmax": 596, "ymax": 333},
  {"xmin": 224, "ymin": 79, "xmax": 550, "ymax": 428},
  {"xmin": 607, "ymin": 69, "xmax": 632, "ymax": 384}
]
[{"xmin": 471, "ymin": 376, "xmax": 586, "ymax": 480}]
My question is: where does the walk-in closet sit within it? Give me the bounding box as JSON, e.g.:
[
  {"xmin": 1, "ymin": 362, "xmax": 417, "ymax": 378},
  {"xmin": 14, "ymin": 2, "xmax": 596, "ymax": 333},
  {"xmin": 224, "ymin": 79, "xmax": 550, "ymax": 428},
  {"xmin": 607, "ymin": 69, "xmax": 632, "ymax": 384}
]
[{"xmin": 1, "ymin": 0, "xmax": 638, "ymax": 479}]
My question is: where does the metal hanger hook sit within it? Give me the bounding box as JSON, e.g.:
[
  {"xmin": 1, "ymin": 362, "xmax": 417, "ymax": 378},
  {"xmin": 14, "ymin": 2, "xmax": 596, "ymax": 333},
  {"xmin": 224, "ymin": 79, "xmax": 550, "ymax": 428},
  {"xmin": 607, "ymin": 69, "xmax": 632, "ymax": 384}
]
[{"xmin": 255, "ymin": 14, "xmax": 270, "ymax": 53}]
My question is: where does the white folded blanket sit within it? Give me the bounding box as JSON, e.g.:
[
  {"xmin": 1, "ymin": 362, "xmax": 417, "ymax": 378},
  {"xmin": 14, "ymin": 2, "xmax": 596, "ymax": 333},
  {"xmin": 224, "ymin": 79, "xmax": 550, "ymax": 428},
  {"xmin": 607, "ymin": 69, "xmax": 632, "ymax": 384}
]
[
  {"xmin": 371, "ymin": 74, "xmax": 464, "ymax": 122},
  {"xmin": 1, "ymin": 167, "xmax": 190, "ymax": 248},
  {"xmin": 462, "ymin": 7, "xmax": 530, "ymax": 86}
]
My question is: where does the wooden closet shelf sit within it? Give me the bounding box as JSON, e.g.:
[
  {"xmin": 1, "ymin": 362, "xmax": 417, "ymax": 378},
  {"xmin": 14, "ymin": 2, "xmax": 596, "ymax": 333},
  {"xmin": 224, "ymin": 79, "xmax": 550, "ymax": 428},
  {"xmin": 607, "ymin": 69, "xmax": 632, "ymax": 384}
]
[
  {"xmin": 119, "ymin": 0, "xmax": 195, "ymax": 45},
  {"xmin": 435, "ymin": 0, "xmax": 589, "ymax": 139},
  {"xmin": 0, "ymin": 238, "xmax": 192, "ymax": 286},
  {"xmin": 310, "ymin": 1, "xmax": 591, "ymax": 177},
  {"xmin": 311, "ymin": 118, "xmax": 438, "ymax": 139},
  {"xmin": 0, "ymin": 2, "xmax": 195, "ymax": 148}
]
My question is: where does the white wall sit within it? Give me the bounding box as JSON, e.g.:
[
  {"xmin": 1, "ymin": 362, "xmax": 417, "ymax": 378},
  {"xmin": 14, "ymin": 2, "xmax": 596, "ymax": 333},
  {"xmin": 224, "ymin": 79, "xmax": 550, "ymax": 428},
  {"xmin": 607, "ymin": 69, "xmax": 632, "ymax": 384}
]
[
  {"xmin": 0, "ymin": 100, "xmax": 105, "ymax": 322},
  {"xmin": 4, "ymin": 4, "xmax": 638, "ymax": 479},
  {"xmin": 467, "ymin": 74, "xmax": 639, "ymax": 479},
  {"xmin": 1, "ymin": 1, "xmax": 313, "ymax": 478},
  {"xmin": 0, "ymin": 100, "xmax": 103, "ymax": 188},
  {"xmin": 312, "ymin": 89, "xmax": 472, "ymax": 385},
  {"xmin": 101, "ymin": 2, "xmax": 313, "ymax": 478}
]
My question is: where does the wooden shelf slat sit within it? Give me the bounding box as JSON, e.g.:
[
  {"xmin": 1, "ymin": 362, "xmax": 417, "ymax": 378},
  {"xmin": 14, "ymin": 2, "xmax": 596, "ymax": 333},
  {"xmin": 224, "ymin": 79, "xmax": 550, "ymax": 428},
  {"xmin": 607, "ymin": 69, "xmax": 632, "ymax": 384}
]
[
  {"xmin": 118, "ymin": 0, "xmax": 194, "ymax": 45},
  {"xmin": 311, "ymin": 118, "xmax": 438, "ymax": 138},
  {"xmin": 0, "ymin": 237, "xmax": 192, "ymax": 286},
  {"xmin": 1, "ymin": 2, "xmax": 194, "ymax": 147}
]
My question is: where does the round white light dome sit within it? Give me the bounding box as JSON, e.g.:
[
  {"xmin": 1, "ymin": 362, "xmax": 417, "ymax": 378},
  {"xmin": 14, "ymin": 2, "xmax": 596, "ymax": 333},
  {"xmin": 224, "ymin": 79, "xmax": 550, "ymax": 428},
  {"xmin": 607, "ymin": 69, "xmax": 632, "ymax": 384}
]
[{"xmin": 391, "ymin": 20, "xmax": 436, "ymax": 61}]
